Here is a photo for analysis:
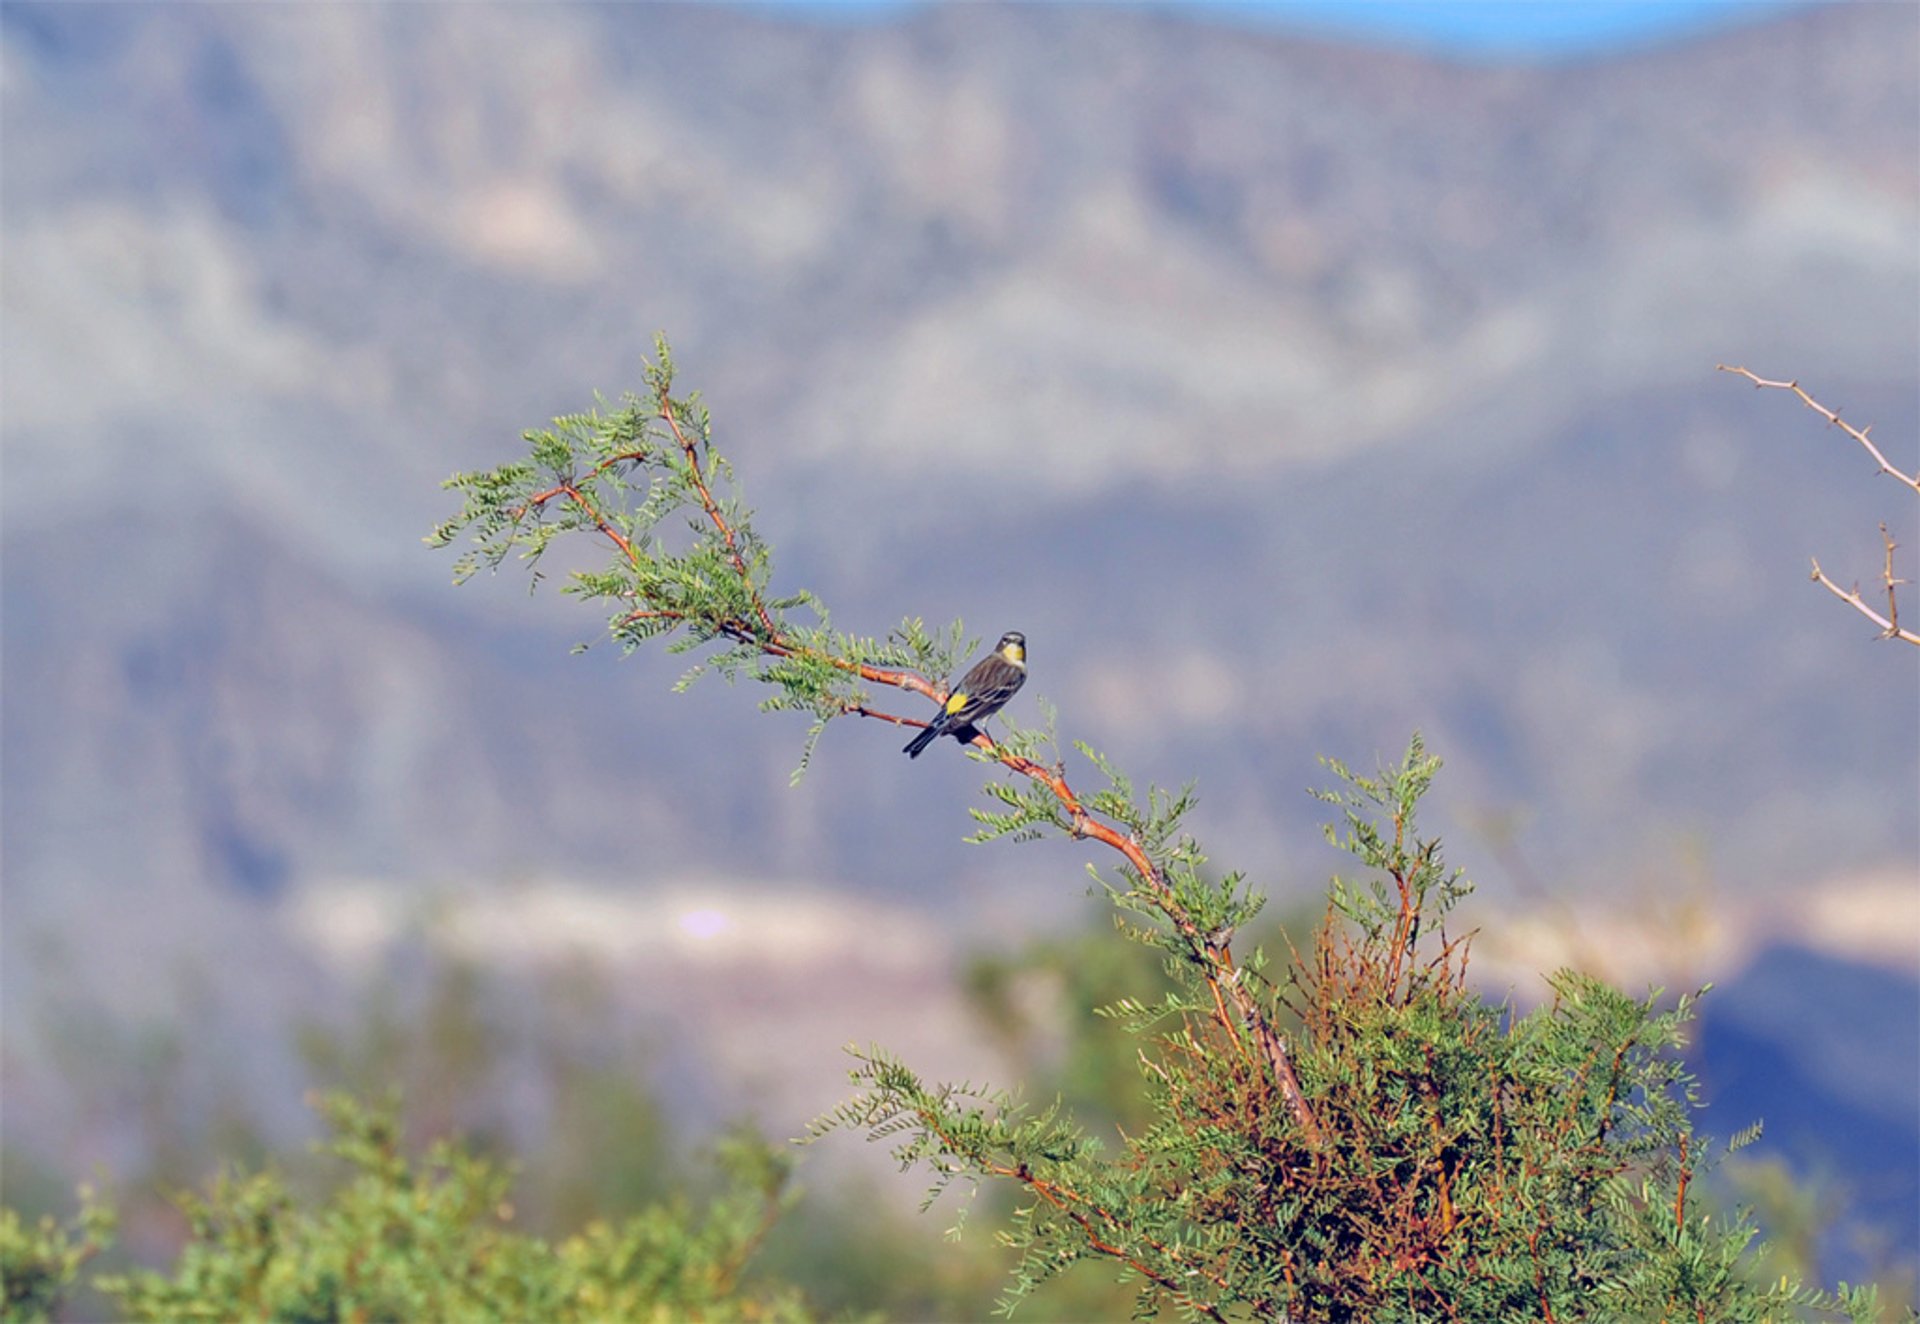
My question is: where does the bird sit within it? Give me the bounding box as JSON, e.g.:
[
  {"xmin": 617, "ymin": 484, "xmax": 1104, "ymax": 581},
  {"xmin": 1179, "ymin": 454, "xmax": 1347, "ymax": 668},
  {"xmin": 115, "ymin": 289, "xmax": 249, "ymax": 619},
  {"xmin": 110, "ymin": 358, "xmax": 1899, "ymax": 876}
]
[{"xmin": 903, "ymin": 631, "xmax": 1027, "ymax": 758}]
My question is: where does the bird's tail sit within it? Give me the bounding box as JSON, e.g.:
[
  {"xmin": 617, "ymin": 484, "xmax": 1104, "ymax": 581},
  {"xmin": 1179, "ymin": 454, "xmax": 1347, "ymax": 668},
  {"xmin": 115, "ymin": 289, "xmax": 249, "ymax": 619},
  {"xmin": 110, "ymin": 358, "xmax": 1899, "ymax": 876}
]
[{"xmin": 903, "ymin": 722, "xmax": 941, "ymax": 758}]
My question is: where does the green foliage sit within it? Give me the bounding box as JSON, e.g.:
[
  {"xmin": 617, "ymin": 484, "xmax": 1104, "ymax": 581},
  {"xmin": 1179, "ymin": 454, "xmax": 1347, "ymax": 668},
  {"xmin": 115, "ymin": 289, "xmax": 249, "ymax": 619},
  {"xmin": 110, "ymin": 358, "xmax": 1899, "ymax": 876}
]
[
  {"xmin": 428, "ymin": 333, "xmax": 973, "ymax": 780},
  {"xmin": 815, "ymin": 743, "xmax": 1886, "ymax": 1322},
  {"xmin": 89, "ymin": 1093, "xmax": 817, "ymax": 1323},
  {"xmin": 12, "ymin": 939, "xmax": 941, "ymax": 1324},
  {"xmin": 0, "ymin": 1193, "xmax": 113, "ymax": 1324},
  {"xmin": 428, "ymin": 343, "xmax": 1895, "ymax": 1320},
  {"xmin": 292, "ymin": 952, "xmax": 682, "ymax": 1234},
  {"xmin": 964, "ymin": 911, "xmax": 1186, "ymax": 1139}
]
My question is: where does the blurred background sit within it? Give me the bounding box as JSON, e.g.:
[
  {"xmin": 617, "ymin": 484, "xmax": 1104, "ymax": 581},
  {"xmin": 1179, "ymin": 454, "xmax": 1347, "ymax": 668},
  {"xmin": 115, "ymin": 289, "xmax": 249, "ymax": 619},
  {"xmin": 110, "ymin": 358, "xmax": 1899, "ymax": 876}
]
[{"xmin": 3, "ymin": 0, "xmax": 1915, "ymax": 1313}]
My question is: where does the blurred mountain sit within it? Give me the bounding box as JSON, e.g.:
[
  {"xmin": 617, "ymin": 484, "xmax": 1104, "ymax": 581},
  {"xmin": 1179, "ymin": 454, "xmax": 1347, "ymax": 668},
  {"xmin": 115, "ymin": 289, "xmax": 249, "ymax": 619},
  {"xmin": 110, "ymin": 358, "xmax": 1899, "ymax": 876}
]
[
  {"xmin": 1696, "ymin": 943, "xmax": 1920, "ymax": 1281},
  {"xmin": 1, "ymin": 0, "xmax": 1915, "ymax": 1254}
]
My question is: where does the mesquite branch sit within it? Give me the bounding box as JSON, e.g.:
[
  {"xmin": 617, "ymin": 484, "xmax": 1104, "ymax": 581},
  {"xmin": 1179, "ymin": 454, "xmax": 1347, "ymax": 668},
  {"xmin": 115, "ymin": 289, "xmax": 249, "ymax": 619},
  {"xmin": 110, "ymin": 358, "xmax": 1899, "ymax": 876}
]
[{"xmin": 492, "ymin": 382, "xmax": 1321, "ymax": 1144}]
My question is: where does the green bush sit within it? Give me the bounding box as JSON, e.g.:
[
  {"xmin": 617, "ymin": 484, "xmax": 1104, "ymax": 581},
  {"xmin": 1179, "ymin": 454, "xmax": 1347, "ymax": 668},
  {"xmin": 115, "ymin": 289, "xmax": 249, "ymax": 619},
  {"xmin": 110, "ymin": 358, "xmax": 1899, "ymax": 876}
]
[
  {"xmin": 78, "ymin": 1092, "xmax": 816, "ymax": 1324},
  {"xmin": 1, "ymin": 1194, "xmax": 113, "ymax": 1324},
  {"xmin": 424, "ymin": 338, "xmax": 1889, "ymax": 1321}
]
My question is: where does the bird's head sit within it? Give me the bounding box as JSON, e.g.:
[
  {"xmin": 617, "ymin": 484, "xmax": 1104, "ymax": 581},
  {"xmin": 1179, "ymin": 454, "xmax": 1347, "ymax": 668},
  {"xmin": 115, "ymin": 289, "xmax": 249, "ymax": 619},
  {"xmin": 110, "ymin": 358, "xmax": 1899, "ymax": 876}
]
[{"xmin": 996, "ymin": 631, "xmax": 1026, "ymax": 666}]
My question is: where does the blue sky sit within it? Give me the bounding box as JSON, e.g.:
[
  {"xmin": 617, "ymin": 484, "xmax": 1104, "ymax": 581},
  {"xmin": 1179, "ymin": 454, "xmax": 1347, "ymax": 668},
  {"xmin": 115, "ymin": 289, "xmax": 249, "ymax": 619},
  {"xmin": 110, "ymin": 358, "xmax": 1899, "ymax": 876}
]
[
  {"xmin": 1225, "ymin": 0, "xmax": 1814, "ymax": 58},
  {"xmin": 787, "ymin": 1, "xmax": 1817, "ymax": 59}
]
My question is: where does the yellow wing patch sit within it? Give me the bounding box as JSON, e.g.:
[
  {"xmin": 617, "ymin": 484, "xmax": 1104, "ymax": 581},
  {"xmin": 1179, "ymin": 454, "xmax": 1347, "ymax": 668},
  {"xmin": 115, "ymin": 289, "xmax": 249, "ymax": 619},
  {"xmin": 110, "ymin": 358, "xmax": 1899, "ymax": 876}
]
[{"xmin": 945, "ymin": 691, "xmax": 970, "ymax": 715}]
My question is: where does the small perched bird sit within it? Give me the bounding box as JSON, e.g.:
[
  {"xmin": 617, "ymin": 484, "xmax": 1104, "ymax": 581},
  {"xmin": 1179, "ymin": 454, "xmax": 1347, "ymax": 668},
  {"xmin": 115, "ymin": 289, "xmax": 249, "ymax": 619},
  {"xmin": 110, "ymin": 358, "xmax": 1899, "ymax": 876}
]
[{"xmin": 903, "ymin": 631, "xmax": 1027, "ymax": 758}]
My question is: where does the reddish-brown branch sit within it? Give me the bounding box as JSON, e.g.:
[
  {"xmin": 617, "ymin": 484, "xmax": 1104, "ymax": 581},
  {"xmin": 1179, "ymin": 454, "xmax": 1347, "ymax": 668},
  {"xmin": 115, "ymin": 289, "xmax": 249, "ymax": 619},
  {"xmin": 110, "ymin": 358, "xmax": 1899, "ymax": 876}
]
[
  {"xmin": 985, "ymin": 742, "xmax": 1316, "ymax": 1137},
  {"xmin": 556, "ymin": 449, "xmax": 1321, "ymax": 1142},
  {"xmin": 914, "ymin": 1111, "xmax": 1233, "ymax": 1320},
  {"xmin": 1022, "ymin": 1173, "xmax": 1230, "ymax": 1320},
  {"xmin": 657, "ymin": 396, "xmax": 782, "ymax": 639},
  {"xmin": 559, "ymin": 483, "xmax": 637, "ymax": 564},
  {"xmin": 1529, "ymin": 1226, "xmax": 1558, "ymax": 1324},
  {"xmin": 840, "ymin": 702, "xmax": 916, "ymax": 727},
  {"xmin": 1673, "ymin": 1133, "xmax": 1690, "ymax": 1232},
  {"xmin": 513, "ymin": 450, "xmax": 652, "ymax": 568},
  {"xmin": 517, "ymin": 448, "xmax": 651, "ymax": 513}
]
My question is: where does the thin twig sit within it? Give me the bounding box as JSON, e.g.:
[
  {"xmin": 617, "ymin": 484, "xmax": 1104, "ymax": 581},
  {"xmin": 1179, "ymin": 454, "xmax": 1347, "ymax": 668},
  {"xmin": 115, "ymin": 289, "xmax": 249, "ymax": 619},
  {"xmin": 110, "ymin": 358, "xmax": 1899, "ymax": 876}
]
[
  {"xmin": 516, "ymin": 448, "xmax": 652, "ymax": 515},
  {"xmin": 1879, "ymin": 523, "xmax": 1907, "ymax": 639},
  {"xmin": 1718, "ymin": 364, "xmax": 1919, "ymax": 646},
  {"xmin": 558, "ymin": 483, "xmax": 637, "ymax": 565},
  {"xmin": 986, "ymin": 740, "xmax": 1319, "ymax": 1140},
  {"xmin": 1809, "ymin": 556, "xmax": 1920, "ymax": 646},
  {"xmin": 1716, "ymin": 365, "xmax": 1919, "ymax": 492},
  {"xmin": 915, "ymin": 1111, "xmax": 1235, "ymax": 1320},
  {"xmin": 1673, "ymin": 1133, "xmax": 1690, "ymax": 1233},
  {"xmin": 657, "ymin": 396, "xmax": 782, "ymax": 639}
]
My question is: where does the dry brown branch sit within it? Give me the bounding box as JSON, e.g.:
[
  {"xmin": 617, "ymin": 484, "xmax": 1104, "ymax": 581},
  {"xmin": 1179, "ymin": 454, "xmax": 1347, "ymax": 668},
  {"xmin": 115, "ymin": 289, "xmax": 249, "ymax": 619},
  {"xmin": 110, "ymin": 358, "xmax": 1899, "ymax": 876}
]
[{"xmin": 1717, "ymin": 363, "xmax": 1919, "ymax": 646}]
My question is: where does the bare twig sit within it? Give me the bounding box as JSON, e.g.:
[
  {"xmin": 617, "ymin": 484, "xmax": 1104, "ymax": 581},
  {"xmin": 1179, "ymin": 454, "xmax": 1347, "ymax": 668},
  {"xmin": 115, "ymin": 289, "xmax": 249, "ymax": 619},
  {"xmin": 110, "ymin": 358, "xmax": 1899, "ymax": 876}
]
[
  {"xmin": 1718, "ymin": 364, "xmax": 1919, "ymax": 646},
  {"xmin": 1716, "ymin": 364, "xmax": 1919, "ymax": 492},
  {"xmin": 1879, "ymin": 523, "xmax": 1906, "ymax": 638},
  {"xmin": 1808, "ymin": 550, "xmax": 1920, "ymax": 646}
]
